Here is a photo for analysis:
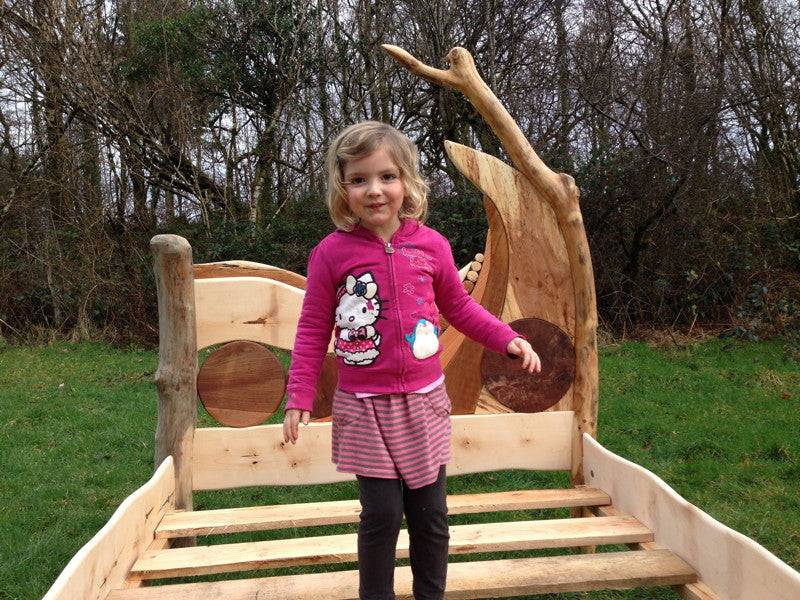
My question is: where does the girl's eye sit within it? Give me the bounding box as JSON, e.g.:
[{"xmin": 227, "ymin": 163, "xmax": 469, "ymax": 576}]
[
  {"xmin": 382, "ymin": 173, "xmax": 398, "ymax": 181},
  {"xmin": 348, "ymin": 177, "xmax": 365, "ymax": 185}
]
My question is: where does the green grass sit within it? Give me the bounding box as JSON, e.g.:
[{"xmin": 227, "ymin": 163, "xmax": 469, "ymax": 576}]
[{"xmin": 0, "ymin": 338, "xmax": 798, "ymax": 600}]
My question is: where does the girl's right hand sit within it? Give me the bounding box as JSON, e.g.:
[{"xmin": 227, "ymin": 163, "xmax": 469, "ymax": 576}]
[{"xmin": 283, "ymin": 409, "xmax": 311, "ymax": 444}]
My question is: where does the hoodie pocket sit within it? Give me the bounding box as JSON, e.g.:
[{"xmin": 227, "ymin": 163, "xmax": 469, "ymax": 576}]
[
  {"xmin": 332, "ymin": 390, "xmax": 367, "ymax": 427},
  {"xmin": 424, "ymin": 386, "xmax": 452, "ymax": 417}
]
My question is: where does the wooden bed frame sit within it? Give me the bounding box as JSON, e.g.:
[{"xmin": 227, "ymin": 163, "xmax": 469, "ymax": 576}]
[{"xmin": 43, "ymin": 46, "xmax": 800, "ymax": 600}]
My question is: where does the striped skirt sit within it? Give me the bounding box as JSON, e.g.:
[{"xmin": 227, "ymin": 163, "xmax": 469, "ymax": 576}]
[{"xmin": 331, "ymin": 383, "xmax": 452, "ymax": 489}]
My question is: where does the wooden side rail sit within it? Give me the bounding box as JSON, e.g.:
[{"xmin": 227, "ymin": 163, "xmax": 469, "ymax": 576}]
[
  {"xmin": 584, "ymin": 435, "xmax": 800, "ymax": 600},
  {"xmin": 192, "ymin": 412, "xmax": 575, "ymax": 490},
  {"xmin": 42, "ymin": 458, "xmax": 176, "ymax": 600}
]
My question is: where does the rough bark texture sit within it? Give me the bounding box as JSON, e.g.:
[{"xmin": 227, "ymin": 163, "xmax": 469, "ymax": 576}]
[{"xmin": 151, "ymin": 234, "xmax": 198, "ymax": 538}]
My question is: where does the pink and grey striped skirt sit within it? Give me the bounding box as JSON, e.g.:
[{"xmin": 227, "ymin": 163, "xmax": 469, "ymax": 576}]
[{"xmin": 331, "ymin": 383, "xmax": 452, "ymax": 489}]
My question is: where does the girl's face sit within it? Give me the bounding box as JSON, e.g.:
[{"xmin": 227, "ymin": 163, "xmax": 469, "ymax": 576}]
[{"xmin": 342, "ymin": 146, "xmax": 406, "ymax": 241}]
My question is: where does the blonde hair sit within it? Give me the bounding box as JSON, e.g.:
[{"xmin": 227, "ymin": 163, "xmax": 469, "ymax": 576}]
[{"xmin": 325, "ymin": 121, "xmax": 429, "ymax": 230}]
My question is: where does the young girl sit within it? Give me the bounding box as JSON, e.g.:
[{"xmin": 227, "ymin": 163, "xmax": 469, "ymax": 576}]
[{"xmin": 283, "ymin": 121, "xmax": 540, "ymax": 600}]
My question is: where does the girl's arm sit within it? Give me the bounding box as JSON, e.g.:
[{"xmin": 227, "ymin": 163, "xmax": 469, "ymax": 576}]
[
  {"xmin": 285, "ymin": 244, "xmax": 337, "ymax": 413},
  {"xmin": 432, "ymin": 235, "xmax": 519, "ymax": 356}
]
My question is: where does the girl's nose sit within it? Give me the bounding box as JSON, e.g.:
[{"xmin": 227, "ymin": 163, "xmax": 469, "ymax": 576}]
[{"xmin": 366, "ymin": 178, "xmax": 381, "ymax": 196}]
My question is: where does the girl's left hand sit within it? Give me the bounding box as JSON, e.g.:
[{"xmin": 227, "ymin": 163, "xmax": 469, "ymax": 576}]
[{"xmin": 506, "ymin": 337, "xmax": 541, "ymax": 374}]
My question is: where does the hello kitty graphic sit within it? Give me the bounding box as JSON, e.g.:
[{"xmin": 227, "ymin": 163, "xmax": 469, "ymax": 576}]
[{"xmin": 334, "ymin": 273, "xmax": 383, "ymax": 365}]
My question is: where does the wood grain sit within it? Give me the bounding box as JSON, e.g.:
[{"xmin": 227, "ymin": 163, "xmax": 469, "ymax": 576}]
[
  {"xmin": 151, "ymin": 234, "xmax": 197, "ymax": 519},
  {"xmin": 130, "ymin": 516, "xmax": 652, "ymax": 579},
  {"xmin": 444, "ymin": 143, "xmax": 576, "ymax": 415},
  {"xmin": 192, "ymin": 411, "xmax": 573, "ymax": 490},
  {"xmin": 194, "ymin": 260, "xmax": 307, "ymax": 289},
  {"xmin": 109, "ymin": 550, "xmax": 696, "ymax": 600},
  {"xmin": 155, "ymin": 487, "xmax": 610, "ymax": 538},
  {"xmin": 194, "ymin": 276, "xmax": 334, "ymax": 352},
  {"xmin": 481, "ymin": 317, "xmax": 575, "ymax": 412},
  {"xmin": 584, "ymin": 434, "xmax": 800, "ymax": 599},
  {"xmin": 197, "ymin": 341, "xmax": 285, "ymax": 427}
]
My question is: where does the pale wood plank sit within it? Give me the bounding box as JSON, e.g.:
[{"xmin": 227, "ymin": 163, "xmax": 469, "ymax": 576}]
[
  {"xmin": 194, "ymin": 276, "xmax": 335, "ymax": 352},
  {"xmin": 584, "ymin": 435, "xmax": 800, "ymax": 600},
  {"xmin": 131, "ymin": 515, "xmax": 651, "ymax": 579},
  {"xmin": 594, "ymin": 505, "xmax": 722, "ymax": 599},
  {"xmin": 42, "ymin": 458, "xmax": 175, "ymax": 600},
  {"xmin": 156, "ymin": 487, "xmax": 611, "ymax": 538},
  {"xmin": 678, "ymin": 581, "xmax": 721, "ymax": 600},
  {"xmin": 109, "ymin": 549, "xmax": 694, "ymax": 599},
  {"xmin": 192, "ymin": 411, "xmax": 574, "ymax": 490},
  {"xmin": 193, "ymin": 260, "xmax": 307, "ymax": 289}
]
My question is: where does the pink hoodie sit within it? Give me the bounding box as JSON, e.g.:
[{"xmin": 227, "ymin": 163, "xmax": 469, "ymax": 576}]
[{"xmin": 285, "ymin": 218, "xmax": 520, "ymax": 412}]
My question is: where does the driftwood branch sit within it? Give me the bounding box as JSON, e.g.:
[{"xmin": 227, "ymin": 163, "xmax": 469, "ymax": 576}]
[
  {"xmin": 381, "ymin": 44, "xmax": 570, "ymax": 208},
  {"xmin": 383, "ymin": 45, "xmax": 599, "ymax": 485}
]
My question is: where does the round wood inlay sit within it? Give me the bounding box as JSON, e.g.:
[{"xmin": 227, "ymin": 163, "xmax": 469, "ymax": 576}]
[
  {"xmin": 197, "ymin": 341, "xmax": 285, "ymax": 427},
  {"xmin": 311, "ymin": 353, "xmax": 338, "ymax": 420},
  {"xmin": 480, "ymin": 318, "xmax": 575, "ymax": 413}
]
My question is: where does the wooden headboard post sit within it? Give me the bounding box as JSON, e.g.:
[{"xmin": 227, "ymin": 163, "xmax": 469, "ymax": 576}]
[{"xmin": 151, "ymin": 234, "xmax": 198, "ymax": 536}]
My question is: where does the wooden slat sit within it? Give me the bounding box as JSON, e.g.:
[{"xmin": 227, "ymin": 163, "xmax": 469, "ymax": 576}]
[
  {"xmin": 131, "ymin": 515, "xmax": 651, "ymax": 579},
  {"xmin": 584, "ymin": 435, "xmax": 800, "ymax": 600},
  {"xmin": 678, "ymin": 581, "xmax": 721, "ymax": 600},
  {"xmin": 594, "ymin": 505, "xmax": 722, "ymax": 600},
  {"xmin": 193, "ymin": 261, "xmax": 307, "ymax": 289},
  {"xmin": 156, "ymin": 487, "xmax": 610, "ymax": 538},
  {"xmin": 194, "ymin": 276, "xmax": 334, "ymax": 352},
  {"xmin": 109, "ymin": 549, "xmax": 695, "ymax": 599},
  {"xmin": 192, "ymin": 411, "xmax": 574, "ymax": 490}
]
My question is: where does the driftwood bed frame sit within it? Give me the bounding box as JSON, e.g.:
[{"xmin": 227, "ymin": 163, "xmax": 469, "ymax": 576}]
[{"xmin": 43, "ymin": 47, "xmax": 800, "ymax": 600}]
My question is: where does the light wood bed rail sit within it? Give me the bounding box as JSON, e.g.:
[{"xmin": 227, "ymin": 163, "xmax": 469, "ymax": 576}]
[
  {"xmin": 584, "ymin": 435, "xmax": 800, "ymax": 600},
  {"xmin": 42, "ymin": 458, "xmax": 176, "ymax": 600},
  {"xmin": 191, "ymin": 411, "xmax": 573, "ymax": 490}
]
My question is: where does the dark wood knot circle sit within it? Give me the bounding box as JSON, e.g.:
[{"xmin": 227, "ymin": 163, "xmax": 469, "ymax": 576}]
[{"xmin": 480, "ymin": 318, "xmax": 575, "ymax": 413}]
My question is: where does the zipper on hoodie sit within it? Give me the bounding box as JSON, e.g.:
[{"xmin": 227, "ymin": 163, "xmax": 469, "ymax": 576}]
[{"xmin": 382, "ymin": 237, "xmax": 405, "ymax": 388}]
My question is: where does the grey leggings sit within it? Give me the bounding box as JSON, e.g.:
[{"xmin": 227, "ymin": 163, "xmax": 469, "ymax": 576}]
[{"xmin": 356, "ymin": 465, "xmax": 449, "ymax": 600}]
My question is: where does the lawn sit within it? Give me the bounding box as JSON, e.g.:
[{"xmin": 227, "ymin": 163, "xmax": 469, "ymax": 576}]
[{"xmin": 0, "ymin": 338, "xmax": 798, "ymax": 600}]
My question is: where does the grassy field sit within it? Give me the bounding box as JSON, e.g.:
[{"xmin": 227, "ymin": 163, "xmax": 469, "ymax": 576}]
[{"xmin": 0, "ymin": 338, "xmax": 798, "ymax": 600}]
